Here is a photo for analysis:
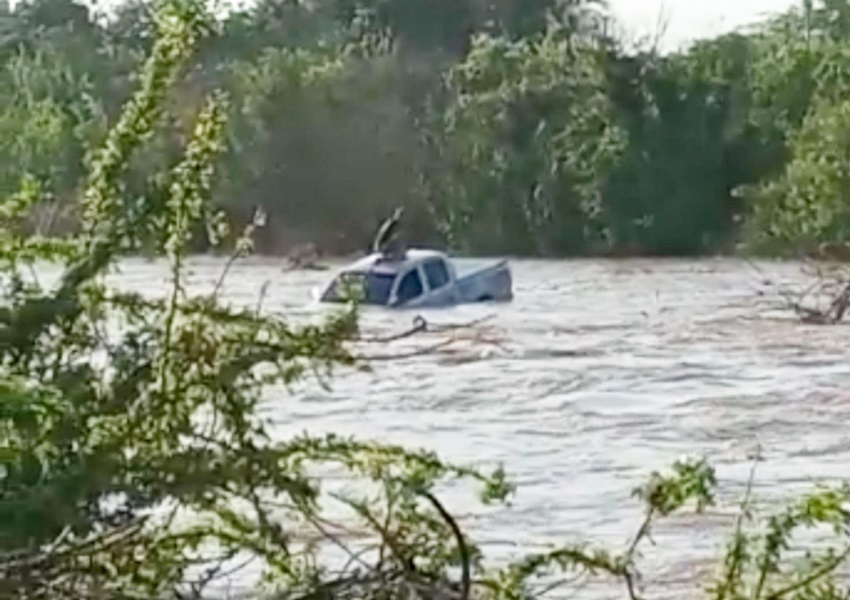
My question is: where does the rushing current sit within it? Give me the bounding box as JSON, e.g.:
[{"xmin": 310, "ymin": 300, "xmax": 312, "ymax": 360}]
[{"xmin": 107, "ymin": 255, "xmax": 850, "ymax": 598}]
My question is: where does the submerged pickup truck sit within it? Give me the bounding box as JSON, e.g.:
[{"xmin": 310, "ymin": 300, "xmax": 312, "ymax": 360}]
[{"xmin": 316, "ymin": 248, "xmax": 513, "ymax": 308}]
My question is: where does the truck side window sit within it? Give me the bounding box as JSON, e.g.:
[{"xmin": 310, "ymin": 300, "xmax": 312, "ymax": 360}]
[
  {"xmin": 423, "ymin": 259, "xmax": 450, "ymax": 290},
  {"xmin": 396, "ymin": 269, "xmax": 423, "ymax": 303}
]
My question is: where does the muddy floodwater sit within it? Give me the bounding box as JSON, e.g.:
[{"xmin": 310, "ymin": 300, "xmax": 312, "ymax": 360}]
[{"xmin": 110, "ymin": 256, "xmax": 850, "ymax": 598}]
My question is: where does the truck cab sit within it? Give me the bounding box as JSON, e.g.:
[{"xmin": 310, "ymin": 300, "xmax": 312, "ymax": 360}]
[{"xmin": 319, "ymin": 249, "xmax": 458, "ymax": 307}]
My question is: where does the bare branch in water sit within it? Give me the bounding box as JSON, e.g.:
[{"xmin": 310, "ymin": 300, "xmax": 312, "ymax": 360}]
[{"xmin": 758, "ymin": 255, "xmax": 850, "ymax": 324}]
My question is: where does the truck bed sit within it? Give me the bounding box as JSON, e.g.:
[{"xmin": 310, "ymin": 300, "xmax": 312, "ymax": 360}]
[
  {"xmin": 451, "ymin": 258, "xmax": 512, "ymax": 303},
  {"xmin": 453, "ymin": 258, "xmax": 508, "ymax": 281}
]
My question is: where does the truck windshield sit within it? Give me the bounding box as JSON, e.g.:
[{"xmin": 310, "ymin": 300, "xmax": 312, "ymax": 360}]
[{"xmin": 321, "ymin": 271, "xmax": 396, "ymax": 305}]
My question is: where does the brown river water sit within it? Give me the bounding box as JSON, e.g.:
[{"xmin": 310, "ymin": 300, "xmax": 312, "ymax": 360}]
[{"xmin": 107, "ymin": 256, "xmax": 850, "ymax": 598}]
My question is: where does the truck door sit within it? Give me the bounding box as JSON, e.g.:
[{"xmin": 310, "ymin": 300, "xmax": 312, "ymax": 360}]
[
  {"xmin": 392, "ymin": 267, "xmax": 425, "ymax": 306},
  {"xmin": 422, "ymin": 258, "xmax": 450, "ymax": 291}
]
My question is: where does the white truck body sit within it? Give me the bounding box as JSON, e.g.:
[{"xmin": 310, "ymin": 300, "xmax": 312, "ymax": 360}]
[{"xmin": 316, "ymin": 248, "xmax": 513, "ymax": 308}]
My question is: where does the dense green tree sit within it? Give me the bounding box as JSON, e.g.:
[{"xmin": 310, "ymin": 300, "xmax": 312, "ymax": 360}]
[
  {"xmin": 0, "ymin": 0, "xmax": 848, "ymax": 256},
  {"xmin": 600, "ymin": 33, "xmax": 757, "ymax": 254},
  {"xmin": 422, "ymin": 22, "xmax": 624, "ymax": 256}
]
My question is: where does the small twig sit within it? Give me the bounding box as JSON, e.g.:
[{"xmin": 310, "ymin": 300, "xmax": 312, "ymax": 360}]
[
  {"xmin": 340, "ymin": 543, "xmax": 382, "ymax": 574},
  {"xmin": 303, "ymin": 512, "xmax": 375, "ymax": 573},
  {"xmin": 286, "ymin": 571, "xmax": 404, "ymax": 600},
  {"xmin": 625, "ymin": 509, "xmax": 654, "ymax": 561},
  {"xmin": 24, "ymin": 261, "xmax": 40, "ymax": 290},
  {"xmin": 255, "ymin": 280, "xmax": 270, "ymax": 315},
  {"xmin": 183, "ymin": 552, "xmax": 256, "ymax": 596},
  {"xmin": 623, "ymin": 569, "xmax": 641, "ymax": 600},
  {"xmin": 330, "ymin": 492, "xmax": 413, "ymax": 575},
  {"xmin": 828, "ymin": 280, "xmax": 850, "ymax": 321},
  {"xmin": 43, "ymin": 526, "xmax": 72, "ymax": 556},
  {"xmin": 537, "ymin": 571, "xmax": 589, "ymax": 597},
  {"xmin": 765, "ymin": 544, "xmax": 850, "ymax": 600},
  {"xmin": 715, "ymin": 448, "xmax": 761, "ymax": 600},
  {"xmin": 211, "ymin": 251, "xmax": 240, "ymax": 301}
]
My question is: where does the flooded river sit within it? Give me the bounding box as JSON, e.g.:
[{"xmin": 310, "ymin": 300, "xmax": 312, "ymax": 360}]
[{"xmin": 114, "ymin": 256, "xmax": 850, "ymax": 598}]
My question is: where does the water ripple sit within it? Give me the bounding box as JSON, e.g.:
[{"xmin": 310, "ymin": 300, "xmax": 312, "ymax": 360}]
[{"xmin": 110, "ymin": 256, "xmax": 850, "ymax": 599}]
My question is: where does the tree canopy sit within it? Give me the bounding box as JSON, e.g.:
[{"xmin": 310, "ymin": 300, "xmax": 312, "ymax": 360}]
[{"xmin": 2, "ymin": 0, "xmax": 850, "ymax": 257}]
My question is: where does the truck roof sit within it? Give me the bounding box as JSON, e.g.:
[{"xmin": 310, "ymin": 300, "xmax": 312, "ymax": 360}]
[{"xmin": 344, "ymin": 248, "xmax": 448, "ymax": 275}]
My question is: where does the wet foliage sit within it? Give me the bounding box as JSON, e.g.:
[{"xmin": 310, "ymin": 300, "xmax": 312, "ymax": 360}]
[
  {"xmin": 3, "ymin": 0, "xmax": 850, "ymax": 598},
  {"xmin": 5, "ymin": 0, "xmax": 850, "ymax": 256}
]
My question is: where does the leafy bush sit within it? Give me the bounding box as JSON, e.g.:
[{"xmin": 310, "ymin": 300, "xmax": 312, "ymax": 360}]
[{"xmin": 3, "ymin": 2, "xmax": 850, "ymax": 599}]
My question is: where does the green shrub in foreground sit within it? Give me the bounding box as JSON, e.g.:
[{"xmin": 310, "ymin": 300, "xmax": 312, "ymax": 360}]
[{"xmin": 1, "ymin": 1, "xmax": 850, "ymax": 599}]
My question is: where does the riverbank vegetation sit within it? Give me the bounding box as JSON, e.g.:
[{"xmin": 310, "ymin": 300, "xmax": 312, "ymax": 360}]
[
  {"xmin": 7, "ymin": 0, "xmax": 850, "ymax": 257},
  {"xmin": 5, "ymin": 0, "xmax": 850, "ymax": 598}
]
